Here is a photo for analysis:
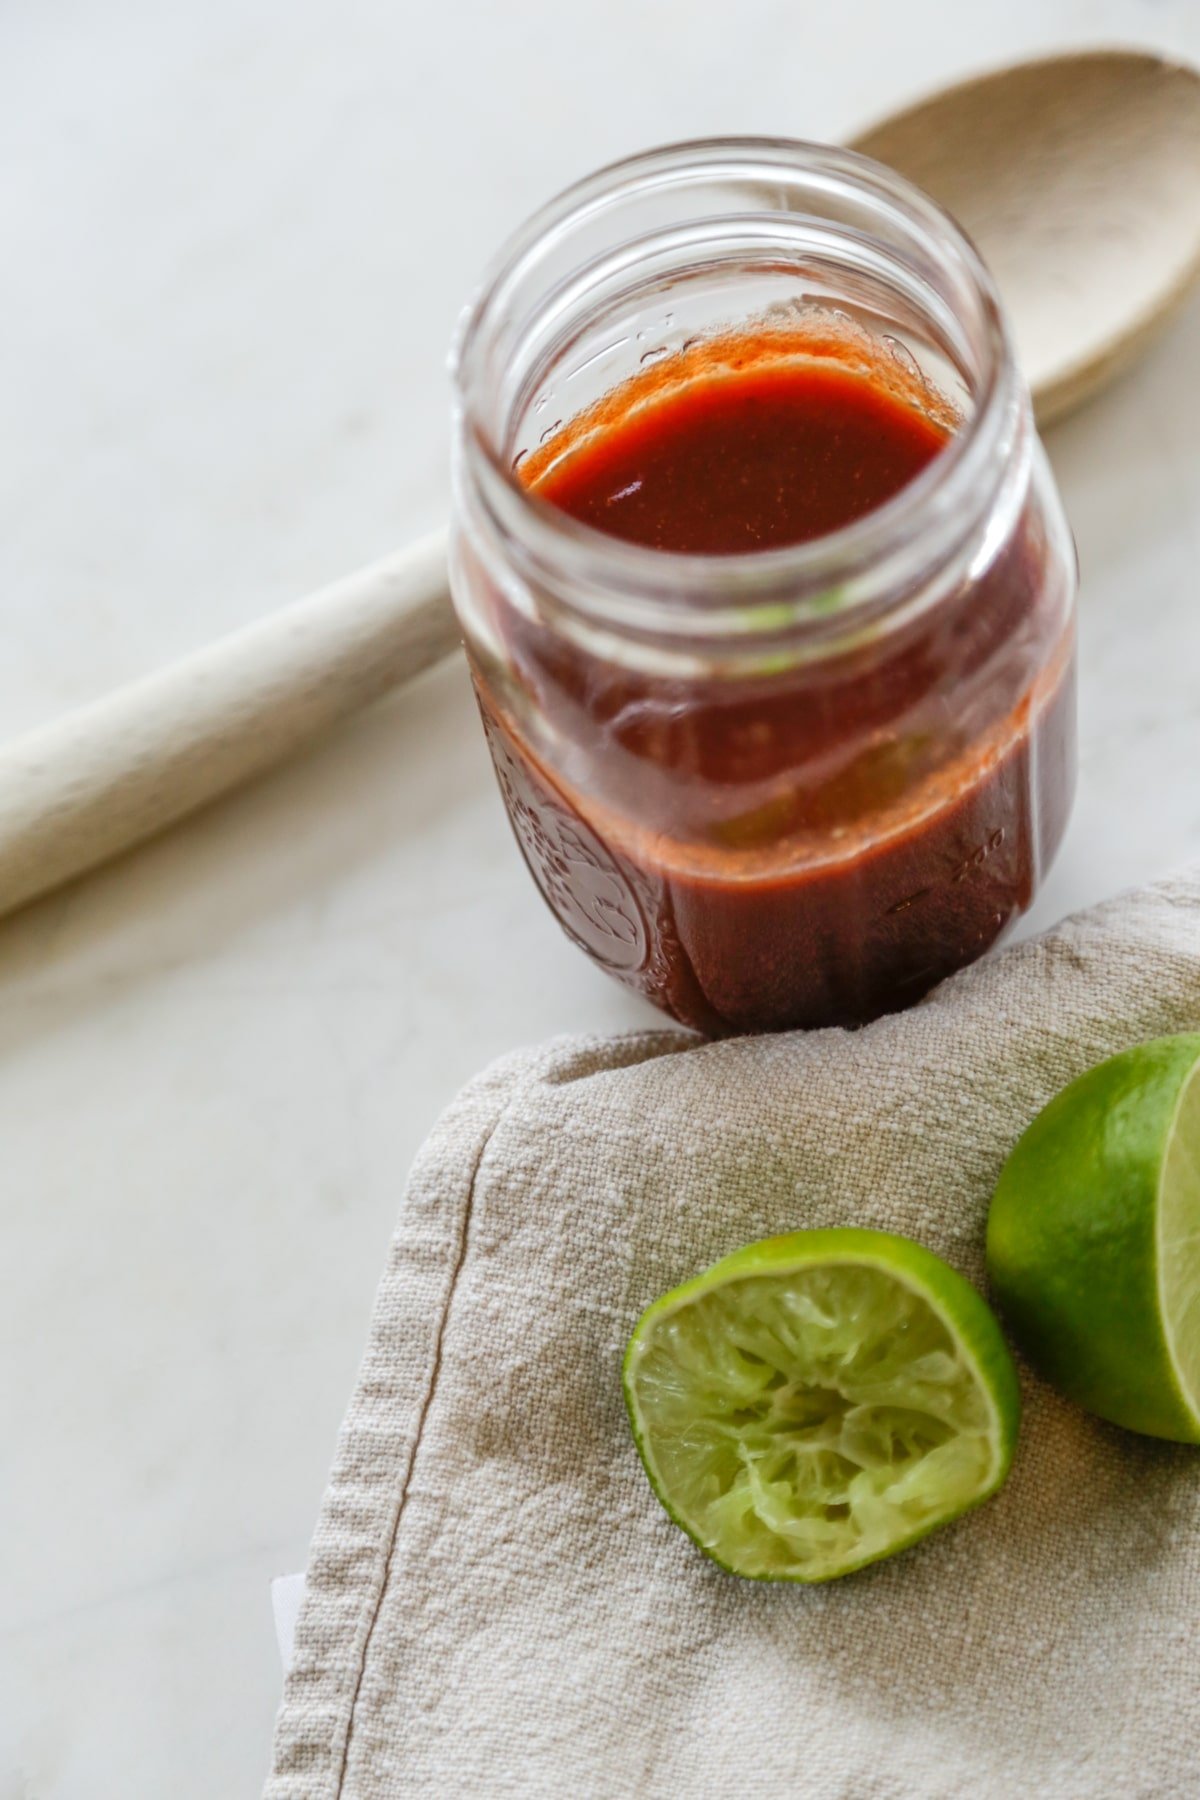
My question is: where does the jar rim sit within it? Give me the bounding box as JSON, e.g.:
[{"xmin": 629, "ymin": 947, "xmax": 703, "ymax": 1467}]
[{"xmin": 450, "ymin": 136, "xmax": 1026, "ymax": 646}]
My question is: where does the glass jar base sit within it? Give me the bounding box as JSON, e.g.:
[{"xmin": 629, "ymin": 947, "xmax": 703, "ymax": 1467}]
[{"xmin": 476, "ymin": 656, "xmax": 1076, "ymax": 1037}]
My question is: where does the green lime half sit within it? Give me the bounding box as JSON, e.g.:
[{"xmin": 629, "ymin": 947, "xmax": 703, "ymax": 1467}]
[
  {"xmin": 623, "ymin": 1228, "xmax": 1019, "ymax": 1582},
  {"xmin": 987, "ymin": 1033, "xmax": 1200, "ymax": 1443}
]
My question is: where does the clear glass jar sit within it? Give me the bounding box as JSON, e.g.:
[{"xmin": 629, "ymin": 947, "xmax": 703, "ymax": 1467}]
[{"xmin": 449, "ymin": 139, "xmax": 1077, "ymax": 1036}]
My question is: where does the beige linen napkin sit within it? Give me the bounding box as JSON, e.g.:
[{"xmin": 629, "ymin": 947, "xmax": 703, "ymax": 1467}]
[{"xmin": 267, "ymin": 872, "xmax": 1200, "ymax": 1799}]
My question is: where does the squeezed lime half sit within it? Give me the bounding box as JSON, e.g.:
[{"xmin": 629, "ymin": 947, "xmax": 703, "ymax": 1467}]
[
  {"xmin": 988, "ymin": 1033, "xmax": 1200, "ymax": 1442},
  {"xmin": 623, "ymin": 1228, "xmax": 1019, "ymax": 1582}
]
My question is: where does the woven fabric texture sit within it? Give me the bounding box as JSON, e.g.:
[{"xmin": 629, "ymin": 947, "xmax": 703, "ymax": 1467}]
[{"xmin": 267, "ymin": 872, "xmax": 1200, "ymax": 1798}]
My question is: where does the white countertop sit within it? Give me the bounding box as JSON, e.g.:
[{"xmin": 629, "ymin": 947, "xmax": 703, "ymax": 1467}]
[{"xmin": 6, "ymin": 2, "xmax": 1200, "ymax": 1793}]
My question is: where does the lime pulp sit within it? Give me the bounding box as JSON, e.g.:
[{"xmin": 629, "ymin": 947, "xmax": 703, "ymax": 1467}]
[{"xmin": 624, "ymin": 1229, "xmax": 1019, "ymax": 1582}]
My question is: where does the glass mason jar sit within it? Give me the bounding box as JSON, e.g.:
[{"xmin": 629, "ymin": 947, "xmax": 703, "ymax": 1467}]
[{"xmin": 449, "ymin": 139, "xmax": 1077, "ymax": 1036}]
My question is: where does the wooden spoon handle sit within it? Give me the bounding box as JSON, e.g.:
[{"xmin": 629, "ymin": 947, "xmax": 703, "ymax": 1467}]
[{"xmin": 0, "ymin": 530, "xmax": 458, "ymax": 918}]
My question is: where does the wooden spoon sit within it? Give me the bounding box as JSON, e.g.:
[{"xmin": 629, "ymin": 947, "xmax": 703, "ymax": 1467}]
[
  {"xmin": 850, "ymin": 48, "xmax": 1200, "ymax": 424},
  {"xmin": 6, "ymin": 49, "xmax": 1200, "ymax": 918}
]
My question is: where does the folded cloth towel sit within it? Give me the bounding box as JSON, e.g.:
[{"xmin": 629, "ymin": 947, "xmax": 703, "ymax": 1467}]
[{"xmin": 266, "ymin": 872, "xmax": 1200, "ymax": 1799}]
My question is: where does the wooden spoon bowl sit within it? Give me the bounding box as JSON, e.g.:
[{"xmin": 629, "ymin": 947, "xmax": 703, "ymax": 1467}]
[{"xmin": 851, "ymin": 49, "xmax": 1200, "ymax": 424}]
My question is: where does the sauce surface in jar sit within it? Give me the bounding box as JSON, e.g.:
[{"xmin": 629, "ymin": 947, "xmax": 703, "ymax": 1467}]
[
  {"xmin": 535, "ymin": 357, "xmax": 947, "ymax": 551},
  {"xmin": 471, "ymin": 332, "xmax": 1075, "ymax": 1035}
]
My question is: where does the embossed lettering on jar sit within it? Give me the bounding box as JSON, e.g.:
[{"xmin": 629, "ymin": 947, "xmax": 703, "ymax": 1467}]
[{"xmin": 450, "ymin": 140, "xmax": 1077, "ymax": 1036}]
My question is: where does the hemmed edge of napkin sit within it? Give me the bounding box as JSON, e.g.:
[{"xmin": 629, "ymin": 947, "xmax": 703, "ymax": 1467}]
[{"xmin": 264, "ymin": 1028, "xmax": 690, "ymax": 1799}]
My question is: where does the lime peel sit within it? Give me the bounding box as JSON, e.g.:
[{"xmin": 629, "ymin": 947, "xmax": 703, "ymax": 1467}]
[{"xmin": 988, "ymin": 1033, "xmax": 1200, "ymax": 1443}]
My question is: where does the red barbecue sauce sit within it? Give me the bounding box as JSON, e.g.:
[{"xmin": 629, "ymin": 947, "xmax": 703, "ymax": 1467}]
[{"xmin": 471, "ymin": 339, "xmax": 1075, "ymax": 1035}]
